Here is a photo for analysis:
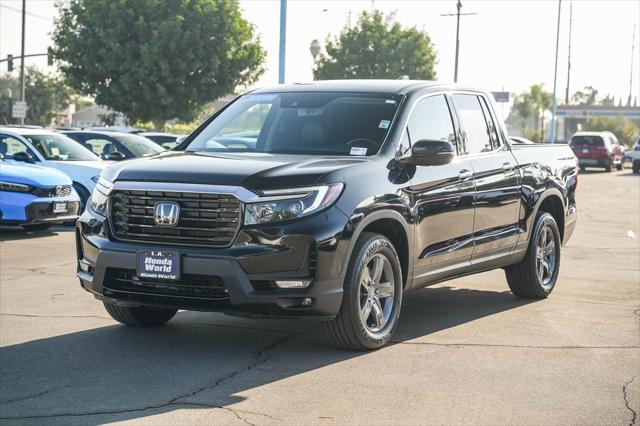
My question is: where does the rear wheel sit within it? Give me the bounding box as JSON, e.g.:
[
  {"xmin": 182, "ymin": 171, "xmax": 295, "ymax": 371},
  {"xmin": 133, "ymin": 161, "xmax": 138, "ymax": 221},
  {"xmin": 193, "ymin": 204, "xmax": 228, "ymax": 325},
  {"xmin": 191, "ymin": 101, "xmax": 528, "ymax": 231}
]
[
  {"xmin": 505, "ymin": 212, "xmax": 561, "ymax": 298},
  {"xmin": 633, "ymin": 161, "xmax": 640, "ymax": 174},
  {"xmin": 579, "ymin": 165, "xmax": 586, "ymax": 172},
  {"xmin": 616, "ymin": 162, "xmax": 623, "ymax": 171},
  {"xmin": 103, "ymin": 302, "xmax": 177, "ymax": 326},
  {"xmin": 325, "ymin": 232, "xmax": 403, "ymax": 350},
  {"xmin": 605, "ymin": 160, "xmax": 612, "ymax": 172}
]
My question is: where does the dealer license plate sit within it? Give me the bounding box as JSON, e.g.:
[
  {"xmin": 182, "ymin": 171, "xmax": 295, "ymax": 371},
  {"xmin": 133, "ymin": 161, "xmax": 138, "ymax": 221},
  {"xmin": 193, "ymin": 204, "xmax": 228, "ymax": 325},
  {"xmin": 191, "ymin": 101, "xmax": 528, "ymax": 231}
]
[
  {"xmin": 137, "ymin": 251, "xmax": 180, "ymax": 280},
  {"xmin": 53, "ymin": 202, "xmax": 67, "ymax": 213}
]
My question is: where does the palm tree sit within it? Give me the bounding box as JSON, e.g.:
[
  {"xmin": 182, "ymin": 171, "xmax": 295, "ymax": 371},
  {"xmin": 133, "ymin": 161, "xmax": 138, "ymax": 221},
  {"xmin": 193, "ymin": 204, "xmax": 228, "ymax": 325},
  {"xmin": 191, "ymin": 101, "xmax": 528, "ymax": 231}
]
[{"xmin": 530, "ymin": 84, "xmax": 552, "ymax": 141}]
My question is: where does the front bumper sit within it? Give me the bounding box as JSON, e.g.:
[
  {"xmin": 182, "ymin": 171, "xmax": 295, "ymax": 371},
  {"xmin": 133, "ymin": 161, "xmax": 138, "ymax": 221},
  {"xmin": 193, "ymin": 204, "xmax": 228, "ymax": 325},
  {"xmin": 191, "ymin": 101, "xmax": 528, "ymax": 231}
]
[
  {"xmin": 76, "ymin": 206, "xmax": 351, "ymax": 319},
  {"xmin": 0, "ymin": 191, "xmax": 80, "ymax": 225}
]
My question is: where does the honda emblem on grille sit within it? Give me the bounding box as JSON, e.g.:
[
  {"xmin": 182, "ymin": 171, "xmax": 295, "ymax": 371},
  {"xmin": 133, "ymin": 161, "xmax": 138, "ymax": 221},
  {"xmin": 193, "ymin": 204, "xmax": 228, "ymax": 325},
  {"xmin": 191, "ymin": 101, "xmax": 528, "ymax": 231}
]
[{"xmin": 154, "ymin": 202, "xmax": 180, "ymax": 227}]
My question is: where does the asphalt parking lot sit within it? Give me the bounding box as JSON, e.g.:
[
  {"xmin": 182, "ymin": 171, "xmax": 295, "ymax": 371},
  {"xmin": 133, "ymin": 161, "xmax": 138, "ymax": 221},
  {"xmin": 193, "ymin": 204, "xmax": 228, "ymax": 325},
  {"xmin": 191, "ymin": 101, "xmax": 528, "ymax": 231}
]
[{"xmin": 0, "ymin": 169, "xmax": 638, "ymax": 425}]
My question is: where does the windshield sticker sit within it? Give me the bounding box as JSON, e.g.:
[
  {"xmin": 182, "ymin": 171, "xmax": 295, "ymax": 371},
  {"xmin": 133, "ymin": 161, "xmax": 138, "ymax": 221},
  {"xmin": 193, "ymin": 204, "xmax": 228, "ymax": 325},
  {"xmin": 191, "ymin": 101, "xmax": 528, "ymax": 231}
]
[
  {"xmin": 297, "ymin": 108, "xmax": 323, "ymax": 117},
  {"xmin": 350, "ymin": 147, "xmax": 368, "ymax": 156},
  {"xmin": 379, "ymin": 120, "xmax": 390, "ymax": 129},
  {"xmin": 385, "ymin": 99, "xmax": 397, "ymax": 105},
  {"xmin": 245, "ymin": 94, "xmax": 278, "ymax": 102}
]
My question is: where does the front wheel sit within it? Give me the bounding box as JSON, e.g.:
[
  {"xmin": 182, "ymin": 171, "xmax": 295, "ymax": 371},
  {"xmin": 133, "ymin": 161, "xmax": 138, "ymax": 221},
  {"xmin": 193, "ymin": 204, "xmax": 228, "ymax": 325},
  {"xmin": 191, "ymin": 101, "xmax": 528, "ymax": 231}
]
[
  {"xmin": 505, "ymin": 212, "xmax": 561, "ymax": 298},
  {"xmin": 325, "ymin": 232, "xmax": 403, "ymax": 350},
  {"xmin": 103, "ymin": 302, "xmax": 177, "ymax": 326}
]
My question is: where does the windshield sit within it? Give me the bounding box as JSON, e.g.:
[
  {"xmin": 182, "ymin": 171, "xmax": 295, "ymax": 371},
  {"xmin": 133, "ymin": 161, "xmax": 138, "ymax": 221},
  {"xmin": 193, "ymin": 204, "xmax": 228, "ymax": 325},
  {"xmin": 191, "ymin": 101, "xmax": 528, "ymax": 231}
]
[
  {"xmin": 112, "ymin": 134, "xmax": 165, "ymax": 156},
  {"xmin": 24, "ymin": 134, "xmax": 99, "ymax": 161},
  {"xmin": 186, "ymin": 92, "xmax": 402, "ymax": 156}
]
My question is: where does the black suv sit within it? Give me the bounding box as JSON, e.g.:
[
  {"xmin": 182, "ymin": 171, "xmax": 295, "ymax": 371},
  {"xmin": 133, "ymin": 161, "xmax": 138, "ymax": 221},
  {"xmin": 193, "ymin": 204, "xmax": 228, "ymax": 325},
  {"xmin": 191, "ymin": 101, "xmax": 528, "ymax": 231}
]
[{"xmin": 76, "ymin": 80, "xmax": 578, "ymax": 350}]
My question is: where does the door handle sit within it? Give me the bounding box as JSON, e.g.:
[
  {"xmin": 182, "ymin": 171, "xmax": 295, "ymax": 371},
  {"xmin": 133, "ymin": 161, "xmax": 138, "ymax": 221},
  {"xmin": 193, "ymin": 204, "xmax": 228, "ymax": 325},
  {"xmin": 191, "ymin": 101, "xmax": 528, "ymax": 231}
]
[
  {"xmin": 458, "ymin": 169, "xmax": 473, "ymax": 180},
  {"xmin": 502, "ymin": 162, "xmax": 515, "ymax": 173}
]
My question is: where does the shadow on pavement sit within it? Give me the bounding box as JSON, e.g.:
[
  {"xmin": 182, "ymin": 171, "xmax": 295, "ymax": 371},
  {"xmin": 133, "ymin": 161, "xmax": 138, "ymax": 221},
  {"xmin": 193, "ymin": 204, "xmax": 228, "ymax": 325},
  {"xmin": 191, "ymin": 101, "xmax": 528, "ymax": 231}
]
[
  {"xmin": 0, "ymin": 285, "xmax": 536, "ymax": 423},
  {"xmin": 0, "ymin": 226, "xmax": 74, "ymax": 242}
]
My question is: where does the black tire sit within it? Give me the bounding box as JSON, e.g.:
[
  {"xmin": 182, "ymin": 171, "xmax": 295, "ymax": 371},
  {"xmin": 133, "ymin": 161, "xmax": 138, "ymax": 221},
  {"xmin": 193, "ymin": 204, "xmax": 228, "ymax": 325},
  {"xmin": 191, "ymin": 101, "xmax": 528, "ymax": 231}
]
[
  {"xmin": 605, "ymin": 161, "xmax": 612, "ymax": 172},
  {"xmin": 633, "ymin": 162, "xmax": 640, "ymax": 174},
  {"xmin": 616, "ymin": 162, "xmax": 623, "ymax": 171},
  {"xmin": 505, "ymin": 212, "xmax": 561, "ymax": 299},
  {"xmin": 21, "ymin": 223, "xmax": 53, "ymax": 232},
  {"xmin": 324, "ymin": 232, "xmax": 403, "ymax": 350},
  {"xmin": 579, "ymin": 165, "xmax": 586, "ymax": 172},
  {"xmin": 103, "ymin": 302, "xmax": 177, "ymax": 326}
]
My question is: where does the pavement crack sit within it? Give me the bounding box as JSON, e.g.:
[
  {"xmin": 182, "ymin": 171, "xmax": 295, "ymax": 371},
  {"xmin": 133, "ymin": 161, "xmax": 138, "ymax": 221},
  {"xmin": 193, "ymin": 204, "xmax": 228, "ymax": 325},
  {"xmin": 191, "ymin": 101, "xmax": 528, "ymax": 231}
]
[
  {"xmin": 0, "ymin": 386, "xmax": 66, "ymax": 405},
  {"xmin": 0, "ymin": 312, "xmax": 112, "ymax": 320},
  {"xmin": 623, "ymin": 376, "xmax": 637, "ymax": 426},
  {"xmin": 390, "ymin": 340, "xmax": 640, "ymax": 349},
  {"xmin": 0, "ymin": 334, "xmax": 293, "ymax": 421}
]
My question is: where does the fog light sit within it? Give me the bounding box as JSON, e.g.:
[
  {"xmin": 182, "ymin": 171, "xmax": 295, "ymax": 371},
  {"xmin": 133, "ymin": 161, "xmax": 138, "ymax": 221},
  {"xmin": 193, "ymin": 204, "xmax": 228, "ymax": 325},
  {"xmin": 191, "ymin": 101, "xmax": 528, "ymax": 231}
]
[
  {"xmin": 301, "ymin": 297, "xmax": 313, "ymax": 306},
  {"xmin": 78, "ymin": 259, "xmax": 93, "ymax": 274},
  {"xmin": 273, "ymin": 279, "xmax": 311, "ymax": 289}
]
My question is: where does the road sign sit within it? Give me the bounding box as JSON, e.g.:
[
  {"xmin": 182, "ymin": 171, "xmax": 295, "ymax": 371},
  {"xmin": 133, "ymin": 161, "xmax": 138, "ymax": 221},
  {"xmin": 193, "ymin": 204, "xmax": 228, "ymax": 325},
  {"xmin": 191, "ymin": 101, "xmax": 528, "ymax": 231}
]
[
  {"xmin": 12, "ymin": 101, "xmax": 27, "ymax": 119},
  {"xmin": 491, "ymin": 91, "xmax": 510, "ymax": 103}
]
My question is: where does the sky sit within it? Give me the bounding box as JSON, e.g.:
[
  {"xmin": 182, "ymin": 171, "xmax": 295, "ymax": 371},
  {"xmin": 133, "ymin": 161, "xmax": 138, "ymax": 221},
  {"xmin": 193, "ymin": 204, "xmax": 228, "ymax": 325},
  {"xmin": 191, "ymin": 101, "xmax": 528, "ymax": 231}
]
[{"xmin": 1, "ymin": 0, "xmax": 639, "ymax": 111}]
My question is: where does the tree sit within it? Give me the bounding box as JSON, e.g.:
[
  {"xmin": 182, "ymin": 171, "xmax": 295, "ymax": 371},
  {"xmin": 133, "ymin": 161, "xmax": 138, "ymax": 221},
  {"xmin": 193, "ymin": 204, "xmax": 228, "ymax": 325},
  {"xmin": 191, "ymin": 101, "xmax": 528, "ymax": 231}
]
[
  {"xmin": 313, "ymin": 11, "xmax": 437, "ymax": 80},
  {"xmin": 529, "ymin": 84, "xmax": 552, "ymax": 139},
  {"xmin": 0, "ymin": 68, "xmax": 74, "ymax": 126},
  {"xmin": 511, "ymin": 93, "xmax": 534, "ymax": 132},
  {"xmin": 52, "ymin": 0, "xmax": 265, "ymax": 129},
  {"xmin": 583, "ymin": 117, "xmax": 640, "ymax": 148},
  {"xmin": 571, "ymin": 85, "xmax": 599, "ymax": 106}
]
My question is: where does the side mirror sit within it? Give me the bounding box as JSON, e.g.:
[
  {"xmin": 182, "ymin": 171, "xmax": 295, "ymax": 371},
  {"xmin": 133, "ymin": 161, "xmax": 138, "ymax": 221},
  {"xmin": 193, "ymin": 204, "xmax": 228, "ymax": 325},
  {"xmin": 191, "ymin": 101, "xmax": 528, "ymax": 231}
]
[
  {"xmin": 107, "ymin": 151, "xmax": 126, "ymax": 161},
  {"xmin": 410, "ymin": 139, "xmax": 455, "ymax": 166},
  {"xmin": 13, "ymin": 151, "xmax": 35, "ymax": 163}
]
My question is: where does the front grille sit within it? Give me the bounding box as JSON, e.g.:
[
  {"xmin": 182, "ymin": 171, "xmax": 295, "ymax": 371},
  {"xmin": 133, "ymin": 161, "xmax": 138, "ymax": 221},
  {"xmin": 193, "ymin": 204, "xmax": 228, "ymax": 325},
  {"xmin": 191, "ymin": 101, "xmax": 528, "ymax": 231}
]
[
  {"xmin": 109, "ymin": 190, "xmax": 241, "ymax": 246},
  {"xmin": 26, "ymin": 201, "xmax": 80, "ymax": 220},
  {"xmin": 103, "ymin": 268, "xmax": 231, "ymax": 310}
]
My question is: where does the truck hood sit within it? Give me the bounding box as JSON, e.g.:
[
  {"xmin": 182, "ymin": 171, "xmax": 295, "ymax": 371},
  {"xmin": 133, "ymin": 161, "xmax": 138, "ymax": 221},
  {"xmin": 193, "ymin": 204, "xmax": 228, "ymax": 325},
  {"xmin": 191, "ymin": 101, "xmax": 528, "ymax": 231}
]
[
  {"xmin": 0, "ymin": 161, "xmax": 73, "ymax": 187},
  {"xmin": 102, "ymin": 151, "xmax": 369, "ymax": 190}
]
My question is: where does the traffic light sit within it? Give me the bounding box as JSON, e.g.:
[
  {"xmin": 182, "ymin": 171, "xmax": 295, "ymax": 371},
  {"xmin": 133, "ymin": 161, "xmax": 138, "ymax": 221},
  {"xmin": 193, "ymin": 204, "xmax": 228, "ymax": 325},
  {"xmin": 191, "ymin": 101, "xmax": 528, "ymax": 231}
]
[
  {"xmin": 7, "ymin": 55, "xmax": 13, "ymax": 72},
  {"xmin": 47, "ymin": 47, "xmax": 53, "ymax": 66}
]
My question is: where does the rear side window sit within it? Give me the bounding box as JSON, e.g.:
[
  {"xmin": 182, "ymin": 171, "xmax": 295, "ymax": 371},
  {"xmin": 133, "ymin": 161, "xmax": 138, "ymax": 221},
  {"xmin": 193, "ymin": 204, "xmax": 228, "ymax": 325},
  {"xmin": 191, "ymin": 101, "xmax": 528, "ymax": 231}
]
[
  {"xmin": 453, "ymin": 94, "xmax": 493, "ymax": 155},
  {"xmin": 406, "ymin": 95, "xmax": 457, "ymax": 151},
  {"xmin": 570, "ymin": 136, "xmax": 604, "ymax": 147}
]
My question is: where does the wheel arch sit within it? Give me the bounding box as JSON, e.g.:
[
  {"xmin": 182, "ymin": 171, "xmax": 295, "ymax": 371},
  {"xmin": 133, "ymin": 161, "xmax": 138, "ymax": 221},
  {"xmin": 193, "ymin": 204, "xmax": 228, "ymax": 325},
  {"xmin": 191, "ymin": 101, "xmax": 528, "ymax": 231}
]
[
  {"xmin": 533, "ymin": 190, "xmax": 566, "ymax": 243},
  {"xmin": 341, "ymin": 210, "xmax": 413, "ymax": 290}
]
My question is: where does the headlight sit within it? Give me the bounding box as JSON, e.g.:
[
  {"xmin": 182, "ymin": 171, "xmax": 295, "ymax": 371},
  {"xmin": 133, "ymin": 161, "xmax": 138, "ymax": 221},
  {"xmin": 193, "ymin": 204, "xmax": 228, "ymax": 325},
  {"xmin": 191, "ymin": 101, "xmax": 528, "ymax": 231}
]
[
  {"xmin": 0, "ymin": 181, "xmax": 32, "ymax": 193},
  {"xmin": 89, "ymin": 178, "xmax": 112, "ymax": 217},
  {"xmin": 244, "ymin": 183, "xmax": 344, "ymax": 225}
]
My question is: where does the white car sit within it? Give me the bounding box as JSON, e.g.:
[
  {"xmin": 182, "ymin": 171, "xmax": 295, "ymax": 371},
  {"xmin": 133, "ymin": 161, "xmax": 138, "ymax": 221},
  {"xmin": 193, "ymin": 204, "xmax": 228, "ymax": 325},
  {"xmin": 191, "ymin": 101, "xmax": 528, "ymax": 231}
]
[{"xmin": 0, "ymin": 127, "xmax": 110, "ymax": 207}]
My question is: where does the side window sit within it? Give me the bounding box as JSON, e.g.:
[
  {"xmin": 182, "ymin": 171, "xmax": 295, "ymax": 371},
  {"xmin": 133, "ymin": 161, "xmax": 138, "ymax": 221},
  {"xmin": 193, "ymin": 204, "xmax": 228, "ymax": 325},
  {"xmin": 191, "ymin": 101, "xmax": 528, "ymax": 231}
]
[
  {"xmin": 0, "ymin": 135, "xmax": 37, "ymax": 160},
  {"xmin": 453, "ymin": 94, "xmax": 492, "ymax": 154},
  {"xmin": 479, "ymin": 97, "xmax": 501, "ymax": 149},
  {"xmin": 85, "ymin": 138, "xmax": 118, "ymax": 158},
  {"xmin": 406, "ymin": 95, "xmax": 457, "ymax": 151}
]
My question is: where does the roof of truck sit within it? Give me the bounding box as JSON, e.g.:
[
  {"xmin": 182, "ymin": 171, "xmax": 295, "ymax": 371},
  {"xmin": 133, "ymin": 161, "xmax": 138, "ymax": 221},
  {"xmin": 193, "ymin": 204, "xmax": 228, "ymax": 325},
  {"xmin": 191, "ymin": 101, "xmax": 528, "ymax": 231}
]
[{"xmin": 251, "ymin": 79, "xmax": 484, "ymax": 96}]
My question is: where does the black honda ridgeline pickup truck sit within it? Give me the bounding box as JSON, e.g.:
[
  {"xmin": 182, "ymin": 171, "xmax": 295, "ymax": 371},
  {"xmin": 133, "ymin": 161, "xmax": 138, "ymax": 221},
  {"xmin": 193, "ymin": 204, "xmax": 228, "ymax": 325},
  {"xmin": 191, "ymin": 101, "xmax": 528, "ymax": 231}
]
[{"xmin": 76, "ymin": 80, "xmax": 578, "ymax": 350}]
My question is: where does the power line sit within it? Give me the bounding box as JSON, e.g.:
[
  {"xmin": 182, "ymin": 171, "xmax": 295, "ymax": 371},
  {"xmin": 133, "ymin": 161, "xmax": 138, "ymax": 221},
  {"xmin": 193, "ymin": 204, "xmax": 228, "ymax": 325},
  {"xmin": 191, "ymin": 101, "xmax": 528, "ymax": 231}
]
[
  {"xmin": 0, "ymin": 4, "xmax": 53, "ymax": 21},
  {"xmin": 441, "ymin": 1, "xmax": 477, "ymax": 83}
]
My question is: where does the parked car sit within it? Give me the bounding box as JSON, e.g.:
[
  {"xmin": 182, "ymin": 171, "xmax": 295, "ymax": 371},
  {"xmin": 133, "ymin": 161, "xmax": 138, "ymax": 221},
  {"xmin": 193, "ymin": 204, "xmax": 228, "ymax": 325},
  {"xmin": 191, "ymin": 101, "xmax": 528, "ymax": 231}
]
[
  {"xmin": 0, "ymin": 127, "xmax": 109, "ymax": 208},
  {"xmin": 630, "ymin": 137, "xmax": 640, "ymax": 174},
  {"xmin": 0, "ymin": 158, "xmax": 80, "ymax": 231},
  {"xmin": 569, "ymin": 131, "xmax": 621, "ymax": 172},
  {"xmin": 88, "ymin": 126, "xmax": 144, "ymax": 134},
  {"xmin": 61, "ymin": 130, "xmax": 165, "ymax": 161},
  {"xmin": 510, "ymin": 136, "xmax": 535, "ymax": 144},
  {"xmin": 138, "ymin": 132, "xmax": 186, "ymax": 149},
  {"xmin": 77, "ymin": 80, "xmax": 578, "ymax": 350}
]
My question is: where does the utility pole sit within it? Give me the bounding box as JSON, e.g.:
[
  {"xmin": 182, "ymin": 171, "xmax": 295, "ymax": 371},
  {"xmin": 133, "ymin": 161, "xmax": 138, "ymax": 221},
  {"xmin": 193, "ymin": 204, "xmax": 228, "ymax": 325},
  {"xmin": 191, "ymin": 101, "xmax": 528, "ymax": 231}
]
[
  {"xmin": 19, "ymin": 0, "xmax": 26, "ymax": 125},
  {"xmin": 278, "ymin": 0, "xmax": 287, "ymax": 84},
  {"xmin": 629, "ymin": 25, "xmax": 636, "ymax": 106},
  {"xmin": 549, "ymin": 0, "xmax": 562, "ymax": 144},
  {"xmin": 441, "ymin": 1, "xmax": 477, "ymax": 83},
  {"xmin": 564, "ymin": 0, "xmax": 573, "ymax": 105}
]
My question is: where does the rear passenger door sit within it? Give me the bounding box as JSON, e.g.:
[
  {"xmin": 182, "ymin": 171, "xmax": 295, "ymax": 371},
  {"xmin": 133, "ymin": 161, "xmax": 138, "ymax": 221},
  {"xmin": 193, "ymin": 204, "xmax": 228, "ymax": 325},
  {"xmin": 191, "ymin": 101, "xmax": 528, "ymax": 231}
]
[{"xmin": 451, "ymin": 93, "xmax": 521, "ymax": 260}]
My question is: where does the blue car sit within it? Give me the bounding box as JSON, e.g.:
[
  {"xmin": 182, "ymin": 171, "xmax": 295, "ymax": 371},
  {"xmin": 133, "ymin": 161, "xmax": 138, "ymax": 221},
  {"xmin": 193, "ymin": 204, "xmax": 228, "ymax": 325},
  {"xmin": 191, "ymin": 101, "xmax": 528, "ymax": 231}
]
[{"xmin": 0, "ymin": 160, "xmax": 81, "ymax": 231}]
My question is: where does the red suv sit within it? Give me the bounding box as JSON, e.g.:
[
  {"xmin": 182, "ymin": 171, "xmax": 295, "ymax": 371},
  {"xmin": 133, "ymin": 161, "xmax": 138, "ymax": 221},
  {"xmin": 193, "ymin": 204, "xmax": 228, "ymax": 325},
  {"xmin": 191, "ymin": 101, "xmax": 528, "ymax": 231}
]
[{"xmin": 569, "ymin": 131, "xmax": 621, "ymax": 172}]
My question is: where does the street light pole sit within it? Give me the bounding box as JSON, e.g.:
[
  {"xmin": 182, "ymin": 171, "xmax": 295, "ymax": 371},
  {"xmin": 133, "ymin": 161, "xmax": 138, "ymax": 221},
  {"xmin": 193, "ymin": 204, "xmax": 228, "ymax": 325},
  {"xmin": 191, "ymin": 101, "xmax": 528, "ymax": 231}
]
[
  {"xmin": 19, "ymin": 0, "xmax": 26, "ymax": 125},
  {"xmin": 441, "ymin": 1, "xmax": 477, "ymax": 83},
  {"xmin": 278, "ymin": 0, "xmax": 287, "ymax": 84},
  {"xmin": 549, "ymin": 0, "xmax": 562, "ymax": 144}
]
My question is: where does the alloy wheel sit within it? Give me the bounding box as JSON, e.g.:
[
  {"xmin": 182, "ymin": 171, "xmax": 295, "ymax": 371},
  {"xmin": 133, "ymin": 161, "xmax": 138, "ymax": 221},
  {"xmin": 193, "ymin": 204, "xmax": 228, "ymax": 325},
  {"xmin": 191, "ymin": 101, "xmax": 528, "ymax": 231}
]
[
  {"xmin": 535, "ymin": 225, "xmax": 557, "ymax": 288},
  {"xmin": 358, "ymin": 253, "xmax": 395, "ymax": 333}
]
